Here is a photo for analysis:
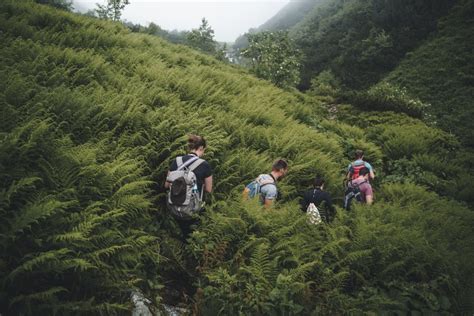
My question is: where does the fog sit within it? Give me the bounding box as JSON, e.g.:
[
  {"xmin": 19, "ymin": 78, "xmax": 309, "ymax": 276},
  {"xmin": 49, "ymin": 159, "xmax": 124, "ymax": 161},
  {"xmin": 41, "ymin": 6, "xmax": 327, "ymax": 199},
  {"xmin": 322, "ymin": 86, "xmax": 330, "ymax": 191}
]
[{"xmin": 73, "ymin": 0, "xmax": 290, "ymax": 42}]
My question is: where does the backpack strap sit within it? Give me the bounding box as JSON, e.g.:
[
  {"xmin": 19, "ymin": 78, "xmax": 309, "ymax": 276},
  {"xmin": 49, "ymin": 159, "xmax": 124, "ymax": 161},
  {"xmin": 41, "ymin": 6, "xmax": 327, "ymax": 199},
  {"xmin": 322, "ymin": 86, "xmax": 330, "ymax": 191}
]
[
  {"xmin": 188, "ymin": 158, "xmax": 206, "ymax": 201},
  {"xmin": 176, "ymin": 156, "xmax": 199, "ymax": 171},
  {"xmin": 187, "ymin": 158, "xmax": 205, "ymax": 172},
  {"xmin": 349, "ymin": 179, "xmax": 367, "ymax": 188},
  {"xmin": 177, "ymin": 156, "xmax": 183, "ymax": 168},
  {"xmin": 258, "ymin": 174, "xmax": 277, "ymax": 192}
]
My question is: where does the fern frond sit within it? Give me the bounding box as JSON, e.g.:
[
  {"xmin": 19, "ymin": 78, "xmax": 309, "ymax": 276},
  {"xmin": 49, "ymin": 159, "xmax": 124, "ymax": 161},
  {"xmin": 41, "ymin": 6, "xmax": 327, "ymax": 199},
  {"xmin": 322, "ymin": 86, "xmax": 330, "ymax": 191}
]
[
  {"xmin": 10, "ymin": 286, "xmax": 68, "ymax": 306},
  {"xmin": 333, "ymin": 249, "xmax": 372, "ymax": 268},
  {"xmin": 8, "ymin": 248, "xmax": 71, "ymax": 281},
  {"xmin": 50, "ymin": 231, "xmax": 88, "ymax": 243},
  {"xmin": 322, "ymin": 271, "xmax": 350, "ymax": 290},
  {"xmin": 8, "ymin": 198, "xmax": 69, "ymax": 236},
  {"xmin": 0, "ymin": 177, "xmax": 41, "ymax": 207},
  {"xmin": 88, "ymin": 244, "xmax": 132, "ymax": 261}
]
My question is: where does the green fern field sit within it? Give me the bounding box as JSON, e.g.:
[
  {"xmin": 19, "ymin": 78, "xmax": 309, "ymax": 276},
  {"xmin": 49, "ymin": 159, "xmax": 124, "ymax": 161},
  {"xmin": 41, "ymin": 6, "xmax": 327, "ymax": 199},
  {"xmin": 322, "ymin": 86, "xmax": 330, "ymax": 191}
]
[{"xmin": 0, "ymin": 1, "xmax": 473, "ymax": 314}]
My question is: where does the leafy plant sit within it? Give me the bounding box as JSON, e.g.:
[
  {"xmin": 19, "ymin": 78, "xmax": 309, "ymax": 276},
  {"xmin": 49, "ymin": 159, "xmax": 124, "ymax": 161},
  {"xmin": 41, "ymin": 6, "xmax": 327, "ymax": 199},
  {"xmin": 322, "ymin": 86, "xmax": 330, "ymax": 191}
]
[{"xmin": 241, "ymin": 31, "xmax": 301, "ymax": 88}]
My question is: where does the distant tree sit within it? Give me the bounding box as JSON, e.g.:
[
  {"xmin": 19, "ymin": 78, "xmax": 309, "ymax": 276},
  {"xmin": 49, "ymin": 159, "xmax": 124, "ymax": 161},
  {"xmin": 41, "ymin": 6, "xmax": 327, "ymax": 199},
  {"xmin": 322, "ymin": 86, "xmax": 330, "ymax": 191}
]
[
  {"xmin": 83, "ymin": 9, "xmax": 98, "ymax": 18},
  {"xmin": 309, "ymin": 70, "xmax": 341, "ymax": 96},
  {"xmin": 35, "ymin": 0, "xmax": 73, "ymax": 11},
  {"xmin": 96, "ymin": 0, "xmax": 130, "ymax": 21},
  {"xmin": 145, "ymin": 22, "xmax": 161, "ymax": 35},
  {"xmin": 241, "ymin": 31, "xmax": 300, "ymax": 88},
  {"xmin": 186, "ymin": 18, "xmax": 217, "ymax": 54},
  {"xmin": 215, "ymin": 43, "xmax": 228, "ymax": 62}
]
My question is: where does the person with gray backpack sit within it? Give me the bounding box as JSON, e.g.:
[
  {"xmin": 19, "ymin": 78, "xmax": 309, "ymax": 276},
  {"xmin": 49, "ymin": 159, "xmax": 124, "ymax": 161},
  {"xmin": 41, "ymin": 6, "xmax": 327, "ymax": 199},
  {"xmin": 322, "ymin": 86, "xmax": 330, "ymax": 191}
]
[{"xmin": 165, "ymin": 135, "xmax": 213, "ymax": 228}]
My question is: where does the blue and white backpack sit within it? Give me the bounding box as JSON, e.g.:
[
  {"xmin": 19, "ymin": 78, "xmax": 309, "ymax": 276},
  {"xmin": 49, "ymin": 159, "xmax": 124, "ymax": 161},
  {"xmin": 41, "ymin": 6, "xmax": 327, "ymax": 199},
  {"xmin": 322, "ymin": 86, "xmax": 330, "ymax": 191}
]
[{"xmin": 244, "ymin": 174, "xmax": 276, "ymax": 203}]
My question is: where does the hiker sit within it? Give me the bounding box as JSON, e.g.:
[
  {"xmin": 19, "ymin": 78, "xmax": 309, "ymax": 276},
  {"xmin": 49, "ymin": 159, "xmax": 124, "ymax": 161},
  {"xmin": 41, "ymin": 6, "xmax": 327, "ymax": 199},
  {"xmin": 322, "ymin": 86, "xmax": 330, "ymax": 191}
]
[
  {"xmin": 243, "ymin": 159, "xmax": 288, "ymax": 208},
  {"xmin": 346, "ymin": 149, "xmax": 375, "ymax": 181},
  {"xmin": 165, "ymin": 135, "xmax": 213, "ymax": 236},
  {"xmin": 300, "ymin": 176, "xmax": 336, "ymax": 223},
  {"xmin": 344, "ymin": 167, "xmax": 373, "ymax": 210}
]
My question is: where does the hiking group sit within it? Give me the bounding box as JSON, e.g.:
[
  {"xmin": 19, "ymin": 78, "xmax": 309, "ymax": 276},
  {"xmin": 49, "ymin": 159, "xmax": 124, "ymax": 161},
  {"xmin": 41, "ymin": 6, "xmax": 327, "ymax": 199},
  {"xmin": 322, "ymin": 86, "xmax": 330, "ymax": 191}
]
[{"xmin": 164, "ymin": 135, "xmax": 375, "ymax": 233}]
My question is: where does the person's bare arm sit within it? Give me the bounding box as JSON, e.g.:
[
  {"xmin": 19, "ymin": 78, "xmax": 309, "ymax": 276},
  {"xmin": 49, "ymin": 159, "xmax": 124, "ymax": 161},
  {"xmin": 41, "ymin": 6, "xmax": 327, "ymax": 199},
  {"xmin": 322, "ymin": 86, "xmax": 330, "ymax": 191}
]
[
  {"xmin": 164, "ymin": 171, "xmax": 171, "ymax": 189},
  {"xmin": 242, "ymin": 187, "xmax": 250, "ymax": 200},
  {"xmin": 204, "ymin": 175, "xmax": 213, "ymax": 193},
  {"xmin": 370, "ymin": 170, "xmax": 375, "ymax": 180}
]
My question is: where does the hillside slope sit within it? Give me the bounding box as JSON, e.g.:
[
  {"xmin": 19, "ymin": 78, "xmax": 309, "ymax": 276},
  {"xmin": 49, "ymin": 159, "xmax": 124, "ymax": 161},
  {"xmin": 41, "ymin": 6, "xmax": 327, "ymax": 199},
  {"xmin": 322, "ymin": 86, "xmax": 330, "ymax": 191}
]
[
  {"xmin": 290, "ymin": 0, "xmax": 458, "ymax": 89},
  {"xmin": 255, "ymin": 0, "xmax": 323, "ymax": 32},
  {"xmin": 0, "ymin": 1, "xmax": 473, "ymax": 314},
  {"xmin": 384, "ymin": 0, "xmax": 474, "ymax": 147},
  {"xmin": 245, "ymin": 0, "xmax": 473, "ymax": 146}
]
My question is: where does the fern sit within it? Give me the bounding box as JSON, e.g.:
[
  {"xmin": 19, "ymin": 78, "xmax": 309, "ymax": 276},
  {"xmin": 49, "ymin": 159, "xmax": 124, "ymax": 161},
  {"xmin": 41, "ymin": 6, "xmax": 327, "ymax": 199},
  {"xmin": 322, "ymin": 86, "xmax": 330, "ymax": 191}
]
[{"xmin": 1, "ymin": 1, "xmax": 473, "ymax": 314}]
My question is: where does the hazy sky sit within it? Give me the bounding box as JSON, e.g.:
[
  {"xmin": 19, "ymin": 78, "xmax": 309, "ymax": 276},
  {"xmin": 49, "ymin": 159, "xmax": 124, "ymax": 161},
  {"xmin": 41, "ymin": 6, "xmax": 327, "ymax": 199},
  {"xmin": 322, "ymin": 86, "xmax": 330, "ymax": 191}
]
[{"xmin": 73, "ymin": 0, "xmax": 290, "ymax": 42}]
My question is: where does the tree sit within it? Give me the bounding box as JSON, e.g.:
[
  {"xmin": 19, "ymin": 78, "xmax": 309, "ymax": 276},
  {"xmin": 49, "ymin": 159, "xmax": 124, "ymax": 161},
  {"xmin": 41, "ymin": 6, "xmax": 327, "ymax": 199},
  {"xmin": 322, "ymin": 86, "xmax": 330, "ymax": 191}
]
[
  {"xmin": 95, "ymin": 0, "xmax": 130, "ymax": 21},
  {"xmin": 215, "ymin": 43, "xmax": 228, "ymax": 62},
  {"xmin": 241, "ymin": 31, "xmax": 300, "ymax": 88},
  {"xmin": 186, "ymin": 18, "xmax": 217, "ymax": 54}
]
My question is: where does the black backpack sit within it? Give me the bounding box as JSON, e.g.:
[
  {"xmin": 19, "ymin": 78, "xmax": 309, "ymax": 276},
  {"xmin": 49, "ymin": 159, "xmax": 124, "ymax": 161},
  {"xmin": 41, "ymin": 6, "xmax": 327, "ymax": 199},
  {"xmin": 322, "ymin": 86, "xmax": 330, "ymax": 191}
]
[{"xmin": 343, "ymin": 180, "xmax": 367, "ymax": 211}]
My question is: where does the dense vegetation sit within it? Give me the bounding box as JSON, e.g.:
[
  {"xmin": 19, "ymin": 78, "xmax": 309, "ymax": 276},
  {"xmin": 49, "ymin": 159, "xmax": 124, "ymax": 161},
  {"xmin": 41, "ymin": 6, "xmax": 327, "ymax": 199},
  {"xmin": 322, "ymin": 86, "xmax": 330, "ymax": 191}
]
[
  {"xmin": 241, "ymin": 31, "xmax": 301, "ymax": 88},
  {"xmin": 232, "ymin": 0, "xmax": 322, "ymax": 57},
  {"xmin": 290, "ymin": 0, "xmax": 458, "ymax": 90},
  {"xmin": 384, "ymin": 0, "xmax": 474, "ymax": 147},
  {"xmin": 0, "ymin": 1, "xmax": 473, "ymax": 314},
  {"xmin": 235, "ymin": 0, "xmax": 473, "ymax": 147}
]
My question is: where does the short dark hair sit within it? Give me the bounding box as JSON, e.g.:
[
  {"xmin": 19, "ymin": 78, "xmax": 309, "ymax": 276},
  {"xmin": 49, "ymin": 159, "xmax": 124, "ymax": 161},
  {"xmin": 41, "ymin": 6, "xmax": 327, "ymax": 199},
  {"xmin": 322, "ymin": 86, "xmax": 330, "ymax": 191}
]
[
  {"xmin": 187, "ymin": 134, "xmax": 207, "ymax": 151},
  {"xmin": 272, "ymin": 159, "xmax": 288, "ymax": 171},
  {"xmin": 359, "ymin": 167, "xmax": 370, "ymax": 176},
  {"xmin": 313, "ymin": 177, "xmax": 325, "ymax": 188},
  {"xmin": 355, "ymin": 149, "xmax": 364, "ymax": 159}
]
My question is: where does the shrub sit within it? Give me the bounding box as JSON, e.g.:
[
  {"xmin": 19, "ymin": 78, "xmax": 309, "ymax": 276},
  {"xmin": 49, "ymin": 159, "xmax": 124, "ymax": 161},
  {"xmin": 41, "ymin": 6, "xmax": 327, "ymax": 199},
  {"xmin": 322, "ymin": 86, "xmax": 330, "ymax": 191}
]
[{"xmin": 341, "ymin": 83, "xmax": 427, "ymax": 119}]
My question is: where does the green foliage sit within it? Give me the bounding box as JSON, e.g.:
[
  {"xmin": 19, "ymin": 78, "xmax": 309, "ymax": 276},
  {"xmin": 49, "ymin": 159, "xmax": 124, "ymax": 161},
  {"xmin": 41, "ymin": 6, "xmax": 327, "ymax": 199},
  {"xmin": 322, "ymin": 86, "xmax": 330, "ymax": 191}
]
[
  {"xmin": 35, "ymin": 0, "xmax": 73, "ymax": 11},
  {"xmin": 185, "ymin": 17, "xmax": 227, "ymax": 61},
  {"xmin": 191, "ymin": 192, "xmax": 474, "ymax": 314},
  {"xmin": 332, "ymin": 107, "xmax": 474, "ymax": 206},
  {"xmin": 241, "ymin": 31, "xmax": 301, "ymax": 88},
  {"xmin": 385, "ymin": 0, "xmax": 474, "ymax": 147},
  {"xmin": 0, "ymin": 0, "xmax": 473, "ymax": 314},
  {"xmin": 186, "ymin": 18, "xmax": 216, "ymax": 54},
  {"xmin": 309, "ymin": 70, "xmax": 341, "ymax": 97},
  {"xmin": 124, "ymin": 21, "xmax": 189, "ymax": 45},
  {"xmin": 290, "ymin": 0, "xmax": 457, "ymax": 89},
  {"xmin": 256, "ymin": 0, "xmax": 322, "ymax": 32},
  {"xmin": 95, "ymin": 0, "xmax": 129, "ymax": 21},
  {"xmin": 341, "ymin": 83, "xmax": 427, "ymax": 119}
]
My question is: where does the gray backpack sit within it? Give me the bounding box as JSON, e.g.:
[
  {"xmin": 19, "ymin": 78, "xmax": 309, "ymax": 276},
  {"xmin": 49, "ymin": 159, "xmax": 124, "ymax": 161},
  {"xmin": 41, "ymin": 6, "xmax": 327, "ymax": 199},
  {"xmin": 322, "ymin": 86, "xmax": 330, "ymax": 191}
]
[{"xmin": 166, "ymin": 156, "xmax": 205, "ymax": 219}]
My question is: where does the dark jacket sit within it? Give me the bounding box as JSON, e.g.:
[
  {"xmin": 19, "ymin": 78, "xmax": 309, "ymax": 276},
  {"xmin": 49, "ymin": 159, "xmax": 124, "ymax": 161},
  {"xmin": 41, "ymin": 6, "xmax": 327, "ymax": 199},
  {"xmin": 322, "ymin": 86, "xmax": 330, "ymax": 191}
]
[{"xmin": 300, "ymin": 188, "xmax": 336, "ymax": 222}]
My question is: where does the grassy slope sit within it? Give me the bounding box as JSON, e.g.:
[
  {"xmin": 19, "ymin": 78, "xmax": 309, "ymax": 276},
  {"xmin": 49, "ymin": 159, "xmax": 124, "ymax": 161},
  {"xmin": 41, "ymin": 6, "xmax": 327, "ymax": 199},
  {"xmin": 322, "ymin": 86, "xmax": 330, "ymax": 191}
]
[
  {"xmin": 0, "ymin": 1, "xmax": 473, "ymax": 314},
  {"xmin": 384, "ymin": 0, "xmax": 474, "ymax": 147}
]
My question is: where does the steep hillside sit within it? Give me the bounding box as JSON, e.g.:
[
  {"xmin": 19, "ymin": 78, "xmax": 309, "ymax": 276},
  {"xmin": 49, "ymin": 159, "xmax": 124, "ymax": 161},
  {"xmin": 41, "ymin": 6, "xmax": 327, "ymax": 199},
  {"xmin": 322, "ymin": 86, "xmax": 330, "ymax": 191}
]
[
  {"xmin": 0, "ymin": 1, "xmax": 473, "ymax": 314},
  {"xmin": 255, "ymin": 0, "xmax": 322, "ymax": 32},
  {"xmin": 232, "ymin": 0, "xmax": 326, "ymax": 58},
  {"xmin": 290, "ymin": 0, "xmax": 458, "ymax": 89},
  {"xmin": 383, "ymin": 0, "xmax": 474, "ymax": 147},
  {"xmin": 244, "ymin": 0, "xmax": 472, "ymax": 146}
]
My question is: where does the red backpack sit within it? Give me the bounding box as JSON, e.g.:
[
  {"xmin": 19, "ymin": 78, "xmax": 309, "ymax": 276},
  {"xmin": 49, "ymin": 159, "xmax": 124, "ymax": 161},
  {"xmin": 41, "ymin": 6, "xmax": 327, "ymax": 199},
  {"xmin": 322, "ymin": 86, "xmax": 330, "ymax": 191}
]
[{"xmin": 350, "ymin": 162, "xmax": 366, "ymax": 180}]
